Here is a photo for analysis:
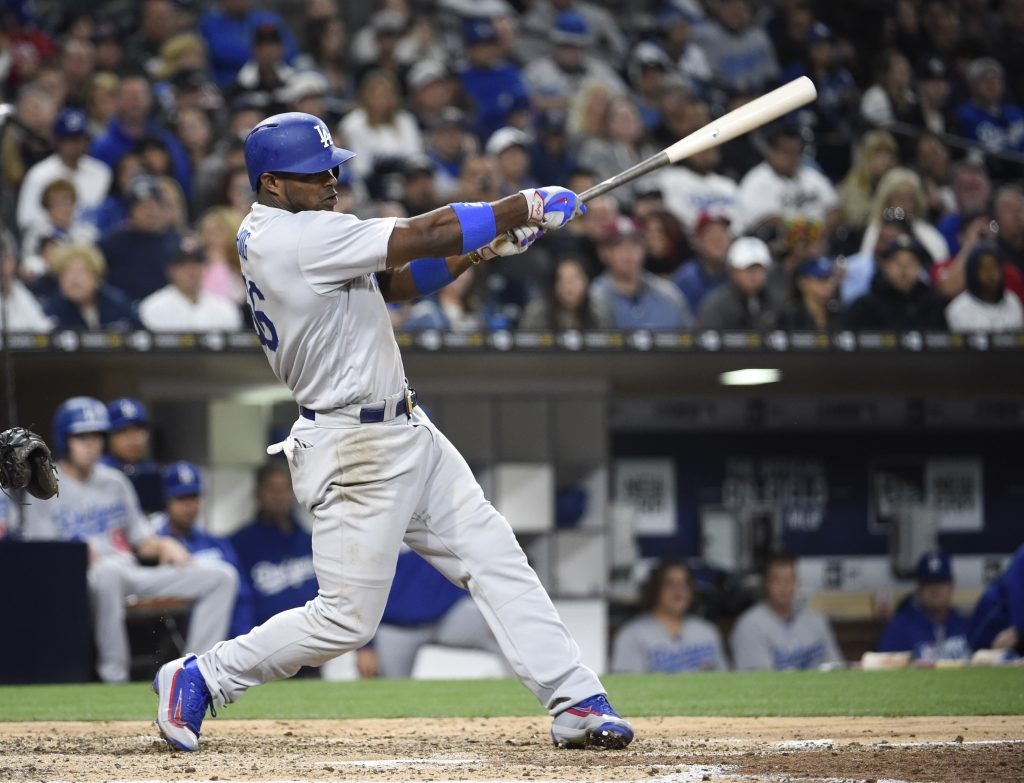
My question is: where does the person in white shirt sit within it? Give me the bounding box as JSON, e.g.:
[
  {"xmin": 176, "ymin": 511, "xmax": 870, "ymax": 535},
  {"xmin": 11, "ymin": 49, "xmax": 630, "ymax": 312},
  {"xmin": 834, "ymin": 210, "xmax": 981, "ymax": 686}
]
[
  {"xmin": 0, "ymin": 232, "xmax": 52, "ymax": 332},
  {"xmin": 736, "ymin": 125, "xmax": 839, "ymax": 234},
  {"xmin": 139, "ymin": 236, "xmax": 243, "ymax": 332},
  {"xmin": 337, "ymin": 70, "xmax": 423, "ymax": 182},
  {"xmin": 16, "ymin": 108, "xmax": 111, "ymax": 237},
  {"xmin": 659, "ymin": 144, "xmax": 739, "ymax": 233},
  {"xmin": 946, "ymin": 244, "xmax": 1024, "ymax": 332}
]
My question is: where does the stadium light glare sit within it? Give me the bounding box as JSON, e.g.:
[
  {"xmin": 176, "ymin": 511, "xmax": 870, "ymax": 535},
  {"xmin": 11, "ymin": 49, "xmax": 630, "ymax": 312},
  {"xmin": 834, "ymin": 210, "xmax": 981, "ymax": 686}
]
[{"xmin": 718, "ymin": 368, "xmax": 782, "ymax": 386}]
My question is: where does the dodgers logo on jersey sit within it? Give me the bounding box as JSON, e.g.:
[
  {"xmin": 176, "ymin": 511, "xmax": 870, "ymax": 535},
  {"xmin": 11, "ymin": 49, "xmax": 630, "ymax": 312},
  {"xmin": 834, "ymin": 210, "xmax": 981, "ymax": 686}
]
[{"xmin": 315, "ymin": 123, "xmax": 332, "ymax": 149}]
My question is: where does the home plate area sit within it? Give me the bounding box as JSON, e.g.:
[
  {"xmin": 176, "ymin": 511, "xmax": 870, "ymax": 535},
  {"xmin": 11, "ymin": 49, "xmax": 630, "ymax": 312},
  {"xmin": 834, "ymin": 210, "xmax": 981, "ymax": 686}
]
[{"xmin": 1, "ymin": 716, "xmax": 1021, "ymax": 783}]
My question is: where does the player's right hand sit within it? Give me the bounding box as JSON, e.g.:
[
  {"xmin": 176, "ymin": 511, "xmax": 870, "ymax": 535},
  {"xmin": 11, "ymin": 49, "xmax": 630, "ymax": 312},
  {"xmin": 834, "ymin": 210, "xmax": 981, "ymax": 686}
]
[
  {"xmin": 520, "ymin": 186, "xmax": 586, "ymax": 231},
  {"xmin": 472, "ymin": 224, "xmax": 542, "ymax": 262}
]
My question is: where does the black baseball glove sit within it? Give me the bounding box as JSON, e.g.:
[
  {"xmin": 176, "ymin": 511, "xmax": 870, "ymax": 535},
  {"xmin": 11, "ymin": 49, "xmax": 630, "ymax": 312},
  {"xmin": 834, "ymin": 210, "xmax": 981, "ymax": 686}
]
[{"xmin": 0, "ymin": 426, "xmax": 59, "ymax": 500}]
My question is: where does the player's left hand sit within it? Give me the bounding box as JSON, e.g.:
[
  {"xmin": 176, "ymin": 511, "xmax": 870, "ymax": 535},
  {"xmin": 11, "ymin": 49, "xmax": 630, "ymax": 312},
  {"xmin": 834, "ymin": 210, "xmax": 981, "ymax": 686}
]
[
  {"xmin": 472, "ymin": 224, "xmax": 542, "ymax": 262},
  {"xmin": 520, "ymin": 186, "xmax": 586, "ymax": 231},
  {"xmin": 158, "ymin": 536, "xmax": 191, "ymax": 566}
]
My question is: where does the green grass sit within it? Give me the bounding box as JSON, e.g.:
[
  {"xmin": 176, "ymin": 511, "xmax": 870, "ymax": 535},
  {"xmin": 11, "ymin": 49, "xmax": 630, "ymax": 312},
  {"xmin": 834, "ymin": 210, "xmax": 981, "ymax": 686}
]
[{"xmin": 1, "ymin": 669, "xmax": 1022, "ymax": 722}]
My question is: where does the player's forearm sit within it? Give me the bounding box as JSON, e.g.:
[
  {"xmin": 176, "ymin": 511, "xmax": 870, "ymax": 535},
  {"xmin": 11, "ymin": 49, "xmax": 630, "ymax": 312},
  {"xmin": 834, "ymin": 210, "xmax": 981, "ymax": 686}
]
[
  {"xmin": 379, "ymin": 254, "xmax": 475, "ymax": 302},
  {"xmin": 386, "ymin": 194, "xmax": 528, "ymax": 267}
]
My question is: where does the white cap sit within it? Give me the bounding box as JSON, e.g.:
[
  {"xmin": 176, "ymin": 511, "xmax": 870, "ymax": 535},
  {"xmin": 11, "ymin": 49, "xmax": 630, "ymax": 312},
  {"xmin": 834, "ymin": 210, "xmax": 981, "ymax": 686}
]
[
  {"xmin": 280, "ymin": 70, "xmax": 329, "ymax": 103},
  {"xmin": 727, "ymin": 236, "xmax": 772, "ymax": 269},
  {"xmin": 485, "ymin": 126, "xmax": 532, "ymax": 157}
]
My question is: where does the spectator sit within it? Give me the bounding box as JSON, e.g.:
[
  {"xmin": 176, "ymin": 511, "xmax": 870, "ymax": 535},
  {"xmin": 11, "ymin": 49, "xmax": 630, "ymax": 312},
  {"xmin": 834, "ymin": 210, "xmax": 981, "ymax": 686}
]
[
  {"xmin": 153, "ymin": 462, "xmax": 253, "ymax": 639},
  {"xmin": 531, "ymin": 109, "xmax": 577, "ymax": 186},
  {"xmin": 673, "ymin": 208, "xmax": 732, "ymax": 313},
  {"xmin": 406, "ymin": 60, "xmax": 455, "ymax": 131},
  {"xmin": 98, "ymin": 175, "xmax": 181, "ymax": 303},
  {"xmin": 0, "ymin": 231, "xmax": 52, "ymax": 332},
  {"xmin": 199, "ymin": 0, "xmax": 298, "ymax": 86},
  {"xmin": 877, "ymin": 550, "xmax": 971, "ymax": 662},
  {"xmin": 841, "ymin": 207, "xmax": 914, "ymax": 304},
  {"xmin": 174, "ymin": 106, "xmax": 215, "ymax": 175},
  {"xmin": 520, "ymin": 257, "xmax": 612, "ymax": 330},
  {"xmin": 913, "ymin": 56, "xmax": 952, "ymax": 136},
  {"xmin": 777, "ymin": 256, "xmax": 843, "ymax": 331},
  {"xmin": 935, "ymin": 162, "xmax": 991, "ymax": 257},
  {"xmin": 766, "ymin": 0, "xmax": 815, "ymax": 73},
  {"xmin": 398, "ymin": 155, "xmax": 444, "ymax": 217},
  {"xmin": 932, "ymin": 208, "xmax": 1022, "ymax": 301},
  {"xmin": 523, "ymin": 11, "xmax": 625, "ymax": 115},
  {"xmin": 83, "ymin": 71, "xmax": 121, "ymax": 137},
  {"xmin": 436, "ymin": 266, "xmax": 487, "ymax": 332},
  {"xmin": 914, "ymin": 132, "xmax": 955, "ymax": 219},
  {"xmin": 697, "ymin": 236, "xmax": 779, "ymax": 330},
  {"xmin": 94, "ymin": 152, "xmax": 145, "ymax": 237},
  {"xmin": 766, "ymin": 216, "xmax": 827, "ymax": 304},
  {"xmin": 485, "ymin": 127, "xmax": 536, "ymax": 196},
  {"xmin": 860, "ymin": 49, "xmax": 916, "ymax": 128},
  {"xmin": 152, "ymin": 32, "xmax": 208, "ymax": 89},
  {"xmin": 230, "ymin": 462, "xmax": 318, "ymax": 629},
  {"xmin": 653, "ymin": 6, "xmax": 711, "ymax": 93},
  {"xmin": 89, "ymin": 72, "xmax": 192, "ymax": 197},
  {"xmin": 226, "ymin": 22, "xmax": 295, "ymax": 115},
  {"xmin": 123, "ymin": 0, "xmax": 182, "ymax": 71},
  {"xmin": 355, "ymin": 548, "xmax": 504, "ymax": 679},
  {"xmin": 300, "ymin": 11, "xmax": 350, "ymax": 101},
  {"xmin": 101, "ymin": 397, "xmax": 164, "ymax": 515},
  {"xmin": 836, "ymin": 130, "xmax": 899, "ymax": 236},
  {"xmin": 425, "ymin": 108, "xmax": 473, "ymax": 200},
  {"xmin": 641, "ymin": 209, "xmax": 688, "ymax": 277},
  {"xmin": 858, "ymin": 167, "xmax": 949, "ymax": 265},
  {"xmin": 696, "ymin": 0, "xmax": 780, "ymax": 96},
  {"xmin": 21, "ymin": 397, "xmax": 236, "ymax": 683},
  {"xmin": 994, "ymin": 185, "xmax": 1024, "ymax": 275},
  {"xmin": 659, "ymin": 122, "xmax": 740, "ymax": 233},
  {"xmin": 968, "ymin": 544, "xmax": 1024, "ymax": 654},
  {"xmin": 457, "ymin": 17, "xmax": 531, "ymax": 142},
  {"xmin": 735, "ymin": 125, "xmax": 839, "ymax": 234},
  {"xmin": 4, "ymin": 84, "xmax": 57, "ymax": 189},
  {"xmin": 845, "ymin": 235, "xmax": 948, "ymax": 330},
  {"xmin": 338, "ymin": 69, "xmax": 423, "ymax": 184},
  {"xmin": 139, "ymin": 236, "xmax": 243, "ymax": 332},
  {"xmin": 43, "ymin": 243, "xmax": 139, "ymax": 331},
  {"xmin": 591, "ymin": 217, "xmax": 694, "ymax": 329},
  {"xmin": 955, "ymin": 58, "xmax": 1024, "ymax": 160},
  {"xmin": 945, "ymin": 244, "xmax": 1024, "ymax": 332},
  {"xmin": 578, "ymin": 96, "xmax": 656, "ymax": 205},
  {"xmin": 16, "ymin": 108, "xmax": 111, "ymax": 238},
  {"xmin": 22, "ymin": 178, "xmax": 98, "ymax": 256},
  {"xmin": 628, "ymin": 42, "xmax": 675, "ymax": 131},
  {"xmin": 519, "ymin": 0, "xmax": 628, "ymax": 67},
  {"xmin": 729, "ymin": 553, "xmax": 842, "ymax": 670},
  {"xmin": 611, "ymin": 560, "xmax": 728, "ymax": 674}
]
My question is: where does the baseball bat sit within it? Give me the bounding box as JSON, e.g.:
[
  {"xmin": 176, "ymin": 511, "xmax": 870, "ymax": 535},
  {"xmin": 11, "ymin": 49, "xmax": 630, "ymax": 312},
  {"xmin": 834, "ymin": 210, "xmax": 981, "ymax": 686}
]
[{"xmin": 578, "ymin": 76, "xmax": 818, "ymax": 203}]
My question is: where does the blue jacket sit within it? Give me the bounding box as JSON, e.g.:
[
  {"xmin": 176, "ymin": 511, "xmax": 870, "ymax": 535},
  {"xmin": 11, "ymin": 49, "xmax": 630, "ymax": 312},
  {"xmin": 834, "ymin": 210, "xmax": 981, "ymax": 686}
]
[
  {"xmin": 199, "ymin": 8, "xmax": 298, "ymax": 86},
  {"xmin": 458, "ymin": 63, "xmax": 531, "ymax": 142},
  {"xmin": 100, "ymin": 455, "xmax": 164, "ymax": 514},
  {"xmin": 969, "ymin": 544, "xmax": 1024, "ymax": 650},
  {"xmin": 673, "ymin": 258, "xmax": 727, "ymax": 314},
  {"xmin": 230, "ymin": 516, "xmax": 318, "ymax": 627},
  {"xmin": 90, "ymin": 118, "xmax": 192, "ymax": 197},
  {"xmin": 955, "ymin": 101, "xmax": 1024, "ymax": 154},
  {"xmin": 98, "ymin": 227, "xmax": 180, "ymax": 303},
  {"xmin": 877, "ymin": 596, "xmax": 970, "ymax": 661},
  {"xmin": 44, "ymin": 284, "xmax": 140, "ymax": 330},
  {"xmin": 381, "ymin": 550, "xmax": 466, "ymax": 627}
]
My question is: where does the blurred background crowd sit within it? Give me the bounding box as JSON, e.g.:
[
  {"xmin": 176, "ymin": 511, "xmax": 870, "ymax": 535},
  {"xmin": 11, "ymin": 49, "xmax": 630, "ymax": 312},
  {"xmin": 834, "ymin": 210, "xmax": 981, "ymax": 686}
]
[{"xmin": 3, "ymin": 0, "xmax": 1024, "ymax": 335}]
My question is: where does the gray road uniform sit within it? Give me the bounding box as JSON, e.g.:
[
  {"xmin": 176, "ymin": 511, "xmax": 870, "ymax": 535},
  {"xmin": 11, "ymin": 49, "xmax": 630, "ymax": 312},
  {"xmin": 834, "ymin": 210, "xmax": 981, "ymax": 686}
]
[
  {"xmin": 729, "ymin": 601, "xmax": 843, "ymax": 670},
  {"xmin": 196, "ymin": 204, "xmax": 603, "ymax": 712},
  {"xmin": 22, "ymin": 463, "xmax": 236, "ymax": 683},
  {"xmin": 611, "ymin": 614, "xmax": 728, "ymax": 673}
]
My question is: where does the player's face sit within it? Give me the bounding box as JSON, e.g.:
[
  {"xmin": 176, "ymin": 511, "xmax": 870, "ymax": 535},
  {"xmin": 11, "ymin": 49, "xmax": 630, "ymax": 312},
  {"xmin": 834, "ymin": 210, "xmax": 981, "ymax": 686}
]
[
  {"xmin": 765, "ymin": 562, "xmax": 797, "ymax": 613},
  {"xmin": 656, "ymin": 566, "xmax": 692, "ymax": 618},
  {"xmin": 66, "ymin": 433, "xmax": 104, "ymax": 472},
  {"xmin": 263, "ymin": 169, "xmax": 339, "ymax": 213},
  {"xmin": 167, "ymin": 496, "xmax": 200, "ymax": 528},
  {"xmin": 109, "ymin": 425, "xmax": 149, "ymax": 463},
  {"xmin": 918, "ymin": 581, "xmax": 953, "ymax": 617},
  {"xmin": 257, "ymin": 472, "xmax": 294, "ymax": 518}
]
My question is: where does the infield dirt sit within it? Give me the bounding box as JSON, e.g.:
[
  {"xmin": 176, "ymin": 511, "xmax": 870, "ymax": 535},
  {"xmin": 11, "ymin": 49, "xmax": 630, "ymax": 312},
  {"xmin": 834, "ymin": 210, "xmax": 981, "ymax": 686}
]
[{"xmin": 0, "ymin": 716, "xmax": 1021, "ymax": 783}]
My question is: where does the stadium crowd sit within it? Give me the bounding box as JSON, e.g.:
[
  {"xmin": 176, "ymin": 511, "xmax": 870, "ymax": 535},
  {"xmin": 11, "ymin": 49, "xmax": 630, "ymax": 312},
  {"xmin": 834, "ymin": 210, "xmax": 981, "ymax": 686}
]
[{"xmin": 1, "ymin": 0, "xmax": 1024, "ymax": 334}]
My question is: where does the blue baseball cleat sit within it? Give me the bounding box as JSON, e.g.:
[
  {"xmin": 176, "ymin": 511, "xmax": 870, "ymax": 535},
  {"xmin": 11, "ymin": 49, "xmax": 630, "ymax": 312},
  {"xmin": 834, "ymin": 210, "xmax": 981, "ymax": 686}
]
[
  {"xmin": 550, "ymin": 694, "xmax": 635, "ymax": 749},
  {"xmin": 153, "ymin": 655, "xmax": 215, "ymax": 752}
]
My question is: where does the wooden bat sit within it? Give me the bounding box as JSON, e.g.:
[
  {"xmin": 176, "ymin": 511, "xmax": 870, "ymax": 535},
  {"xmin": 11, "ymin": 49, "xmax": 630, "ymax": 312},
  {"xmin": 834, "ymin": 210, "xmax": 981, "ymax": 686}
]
[{"xmin": 578, "ymin": 76, "xmax": 818, "ymax": 203}]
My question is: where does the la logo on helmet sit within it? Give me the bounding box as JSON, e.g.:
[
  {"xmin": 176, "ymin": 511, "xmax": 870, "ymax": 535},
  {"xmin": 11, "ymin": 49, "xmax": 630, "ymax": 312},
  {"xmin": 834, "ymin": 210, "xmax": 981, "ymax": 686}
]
[{"xmin": 315, "ymin": 123, "xmax": 332, "ymax": 148}]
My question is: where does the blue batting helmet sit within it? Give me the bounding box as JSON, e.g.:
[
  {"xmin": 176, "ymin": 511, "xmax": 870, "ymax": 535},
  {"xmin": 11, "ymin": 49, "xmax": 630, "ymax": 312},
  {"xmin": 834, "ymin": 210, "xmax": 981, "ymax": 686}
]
[
  {"xmin": 163, "ymin": 461, "xmax": 203, "ymax": 499},
  {"xmin": 53, "ymin": 396, "xmax": 111, "ymax": 457},
  {"xmin": 244, "ymin": 112, "xmax": 355, "ymax": 190},
  {"xmin": 107, "ymin": 397, "xmax": 149, "ymax": 431}
]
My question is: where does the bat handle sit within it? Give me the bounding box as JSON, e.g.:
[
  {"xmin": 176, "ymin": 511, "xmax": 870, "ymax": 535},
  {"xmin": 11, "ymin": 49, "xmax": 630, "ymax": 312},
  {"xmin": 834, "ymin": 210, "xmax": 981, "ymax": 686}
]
[{"xmin": 578, "ymin": 152, "xmax": 671, "ymax": 203}]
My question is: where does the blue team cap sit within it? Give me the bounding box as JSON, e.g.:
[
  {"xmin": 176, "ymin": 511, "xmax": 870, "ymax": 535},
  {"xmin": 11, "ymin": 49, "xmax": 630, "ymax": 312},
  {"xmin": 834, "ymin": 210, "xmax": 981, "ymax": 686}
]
[
  {"xmin": 806, "ymin": 22, "xmax": 833, "ymax": 44},
  {"xmin": 53, "ymin": 108, "xmax": 90, "ymax": 139},
  {"xmin": 916, "ymin": 550, "xmax": 953, "ymax": 584},
  {"xmin": 551, "ymin": 11, "xmax": 591, "ymax": 45},
  {"xmin": 463, "ymin": 17, "xmax": 498, "ymax": 46},
  {"xmin": 107, "ymin": 397, "xmax": 149, "ymax": 431},
  {"xmin": 163, "ymin": 461, "xmax": 203, "ymax": 498},
  {"xmin": 795, "ymin": 257, "xmax": 835, "ymax": 279}
]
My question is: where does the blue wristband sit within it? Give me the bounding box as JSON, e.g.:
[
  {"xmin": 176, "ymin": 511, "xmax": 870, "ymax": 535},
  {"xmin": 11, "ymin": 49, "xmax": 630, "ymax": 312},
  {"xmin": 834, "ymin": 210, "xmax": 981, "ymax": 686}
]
[
  {"xmin": 450, "ymin": 202, "xmax": 497, "ymax": 254},
  {"xmin": 409, "ymin": 257, "xmax": 455, "ymax": 295}
]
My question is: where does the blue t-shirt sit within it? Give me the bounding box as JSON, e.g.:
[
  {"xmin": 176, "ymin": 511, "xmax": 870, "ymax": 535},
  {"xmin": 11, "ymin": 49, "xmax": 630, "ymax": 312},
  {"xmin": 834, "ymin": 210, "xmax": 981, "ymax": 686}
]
[
  {"xmin": 100, "ymin": 455, "xmax": 164, "ymax": 514},
  {"xmin": 199, "ymin": 8, "xmax": 298, "ymax": 85},
  {"xmin": 458, "ymin": 63, "xmax": 531, "ymax": 142},
  {"xmin": 90, "ymin": 118, "xmax": 192, "ymax": 197},
  {"xmin": 230, "ymin": 516, "xmax": 318, "ymax": 627},
  {"xmin": 98, "ymin": 228, "xmax": 180, "ymax": 304},
  {"xmin": 877, "ymin": 596, "xmax": 970, "ymax": 661},
  {"xmin": 955, "ymin": 102, "xmax": 1024, "ymax": 154},
  {"xmin": 936, "ymin": 213, "xmax": 964, "ymax": 258},
  {"xmin": 155, "ymin": 517, "xmax": 253, "ymax": 638},
  {"xmin": 672, "ymin": 258, "xmax": 727, "ymax": 313}
]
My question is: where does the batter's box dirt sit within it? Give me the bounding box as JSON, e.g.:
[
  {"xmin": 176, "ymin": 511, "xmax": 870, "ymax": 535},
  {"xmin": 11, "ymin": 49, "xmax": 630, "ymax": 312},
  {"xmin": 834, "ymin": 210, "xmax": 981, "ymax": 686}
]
[{"xmin": 0, "ymin": 716, "xmax": 1021, "ymax": 783}]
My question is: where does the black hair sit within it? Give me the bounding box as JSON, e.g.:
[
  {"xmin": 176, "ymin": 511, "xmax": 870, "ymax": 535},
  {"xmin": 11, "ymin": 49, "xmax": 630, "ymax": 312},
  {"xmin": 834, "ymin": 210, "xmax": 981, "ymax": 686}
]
[
  {"xmin": 639, "ymin": 559, "xmax": 691, "ymax": 612},
  {"xmin": 255, "ymin": 460, "xmax": 290, "ymax": 487}
]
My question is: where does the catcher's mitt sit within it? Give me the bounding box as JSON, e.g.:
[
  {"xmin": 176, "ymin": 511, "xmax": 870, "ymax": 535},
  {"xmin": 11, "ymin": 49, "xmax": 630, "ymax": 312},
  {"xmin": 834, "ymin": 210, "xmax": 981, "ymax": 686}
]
[{"xmin": 0, "ymin": 426, "xmax": 59, "ymax": 500}]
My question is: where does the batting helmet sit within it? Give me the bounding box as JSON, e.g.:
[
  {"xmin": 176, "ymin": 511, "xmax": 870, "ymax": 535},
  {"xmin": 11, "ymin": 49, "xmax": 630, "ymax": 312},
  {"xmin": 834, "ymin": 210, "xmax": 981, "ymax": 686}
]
[
  {"xmin": 107, "ymin": 397, "xmax": 149, "ymax": 431},
  {"xmin": 244, "ymin": 112, "xmax": 355, "ymax": 190},
  {"xmin": 53, "ymin": 396, "xmax": 111, "ymax": 457}
]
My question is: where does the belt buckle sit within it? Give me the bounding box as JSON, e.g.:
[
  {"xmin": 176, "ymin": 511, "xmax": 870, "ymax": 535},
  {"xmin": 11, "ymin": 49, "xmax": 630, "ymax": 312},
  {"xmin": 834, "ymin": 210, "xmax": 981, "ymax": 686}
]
[{"xmin": 404, "ymin": 387, "xmax": 414, "ymax": 419}]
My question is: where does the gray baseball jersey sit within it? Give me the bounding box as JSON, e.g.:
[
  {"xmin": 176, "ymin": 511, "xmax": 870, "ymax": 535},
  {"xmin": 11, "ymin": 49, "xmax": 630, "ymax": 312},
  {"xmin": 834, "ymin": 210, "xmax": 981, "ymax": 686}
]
[
  {"xmin": 612, "ymin": 614, "xmax": 728, "ymax": 673},
  {"xmin": 729, "ymin": 601, "xmax": 843, "ymax": 670}
]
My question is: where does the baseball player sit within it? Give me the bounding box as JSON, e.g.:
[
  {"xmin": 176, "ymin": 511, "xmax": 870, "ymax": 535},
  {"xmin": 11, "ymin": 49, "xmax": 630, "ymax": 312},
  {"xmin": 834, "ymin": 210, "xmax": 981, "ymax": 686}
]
[
  {"xmin": 101, "ymin": 398, "xmax": 164, "ymax": 514},
  {"xmin": 153, "ymin": 462, "xmax": 253, "ymax": 639},
  {"xmin": 611, "ymin": 560, "xmax": 728, "ymax": 673},
  {"xmin": 154, "ymin": 111, "xmax": 633, "ymax": 751},
  {"xmin": 22, "ymin": 397, "xmax": 238, "ymax": 683},
  {"xmin": 356, "ymin": 547, "xmax": 505, "ymax": 679},
  {"xmin": 729, "ymin": 552, "xmax": 843, "ymax": 670},
  {"xmin": 968, "ymin": 543, "xmax": 1024, "ymax": 654}
]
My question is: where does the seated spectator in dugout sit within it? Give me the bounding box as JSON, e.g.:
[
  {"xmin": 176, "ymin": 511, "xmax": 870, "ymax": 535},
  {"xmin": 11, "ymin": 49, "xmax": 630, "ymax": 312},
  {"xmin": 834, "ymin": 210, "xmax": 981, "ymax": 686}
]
[
  {"xmin": 101, "ymin": 397, "xmax": 164, "ymax": 514},
  {"xmin": 153, "ymin": 462, "xmax": 253, "ymax": 639},
  {"xmin": 877, "ymin": 550, "xmax": 970, "ymax": 662},
  {"xmin": 22, "ymin": 397, "xmax": 236, "ymax": 683},
  {"xmin": 43, "ymin": 243, "xmax": 140, "ymax": 331},
  {"xmin": 230, "ymin": 461, "xmax": 318, "ymax": 628},
  {"xmin": 969, "ymin": 543, "xmax": 1024, "ymax": 655},
  {"xmin": 945, "ymin": 244, "xmax": 1024, "ymax": 333},
  {"xmin": 0, "ymin": 231, "xmax": 52, "ymax": 333},
  {"xmin": 590, "ymin": 216, "xmax": 694, "ymax": 329},
  {"xmin": 696, "ymin": 236, "xmax": 779, "ymax": 330},
  {"xmin": 139, "ymin": 236, "xmax": 243, "ymax": 332},
  {"xmin": 611, "ymin": 560, "xmax": 728, "ymax": 673},
  {"xmin": 844, "ymin": 235, "xmax": 947, "ymax": 331},
  {"xmin": 355, "ymin": 547, "xmax": 505, "ymax": 679},
  {"xmin": 730, "ymin": 552, "xmax": 842, "ymax": 670}
]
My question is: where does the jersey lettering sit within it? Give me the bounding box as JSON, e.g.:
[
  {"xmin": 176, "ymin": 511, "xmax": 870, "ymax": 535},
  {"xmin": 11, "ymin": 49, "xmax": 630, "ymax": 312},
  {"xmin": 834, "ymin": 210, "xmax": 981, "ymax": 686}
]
[
  {"xmin": 236, "ymin": 228, "xmax": 251, "ymax": 261},
  {"xmin": 245, "ymin": 277, "xmax": 279, "ymax": 352}
]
